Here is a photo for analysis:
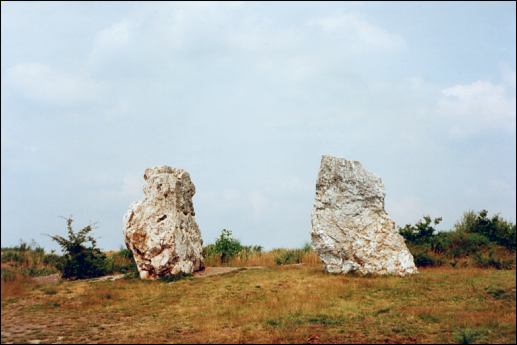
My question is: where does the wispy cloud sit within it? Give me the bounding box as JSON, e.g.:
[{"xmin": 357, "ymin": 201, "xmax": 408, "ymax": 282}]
[
  {"xmin": 1, "ymin": 2, "xmax": 515, "ymax": 250},
  {"xmin": 307, "ymin": 12, "xmax": 406, "ymax": 51},
  {"xmin": 438, "ymin": 70, "xmax": 516, "ymax": 137},
  {"xmin": 6, "ymin": 63, "xmax": 104, "ymax": 106}
]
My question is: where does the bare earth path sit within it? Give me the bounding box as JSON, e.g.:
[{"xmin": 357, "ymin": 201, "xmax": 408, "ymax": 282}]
[
  {"xmin": 32, "ymin": 266, "xmax": 261, "ymax": 283},
  {"xmin": 193, "ymin": 266, "xmax": 243, "ymax": 278}
]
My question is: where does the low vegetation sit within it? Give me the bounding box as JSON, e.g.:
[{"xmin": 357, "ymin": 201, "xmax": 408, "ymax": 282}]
[
  {"xmin": 1, "ymin": 219, "xmax": 137, "ymax": 299},
  {"xmin": 203, "ymin": 229, "xmax": 319, "ymax": 267},
  {"xmin": 49, "ymin": 217, "xmax": 110, "ymax": 279},
  {"xmin": 399, "ymin": 210, "xmax": 515, "ymax": 269},
  {"xmin": 1, "ymin": 209, "xmax": 515, "ymax": 343},
  {"xmin": 1, "ymin": 241, "xmax": 62, "ymax": 300},
  {"xmin": 1, "ymin": 266, "xmax": 515, "ymax": 344},
  {"xmin": 1, "ymin": 241, "xmax": 61, "ymax": 278}
]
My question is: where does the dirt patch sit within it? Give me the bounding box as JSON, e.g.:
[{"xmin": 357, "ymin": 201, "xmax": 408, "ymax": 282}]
[
  {"xmin": 86, "ymin": 274, "xmax": 125, "ymax": 283},
  {"xmin": 31, "ymin": 273, "xmax": 127, "ymax": 284},
  {"xmin": 30, "ymin": 267, "xmax": 262, "ymax": 284},
  {"xmin": 32, "ymin": 274, "xmax": 60, "ymax": 284}
]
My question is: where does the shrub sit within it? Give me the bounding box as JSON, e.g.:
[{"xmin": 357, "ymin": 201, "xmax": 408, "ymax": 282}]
[
  {"xmin": 49, "ymin": 217, "xmax": 109, "ymax": 279},
  {"xmin": 61, "ymin": 249, "xmax": 109, "ymax": 279},
  {"xmin": 429, "ymin": 232, "xmax": 452, "ymax": 253},
  {"xmin": 400, "ymin": 212, "xmax": 516, "ymax": 268},
  {"xmin": 454, "ymin": 211, "xmax": 478, "ymax": 233},
  {"xmin": 399, "ymin": 216, "xmax": 442, "ymax": 244},
  {"xmin": 413, "ymin": 252, "xmax": 443, "ymax": 267},
  {"xmin": 450, "ymin": 232, "xmax": 489, "ymax": 258},
  {"xmin": 455, "ymin": 210, "xmax": 516, "ymax": 250},
  {"xmin": 214, "ymin": 229, "xmax": 243, "ymax": 263}
]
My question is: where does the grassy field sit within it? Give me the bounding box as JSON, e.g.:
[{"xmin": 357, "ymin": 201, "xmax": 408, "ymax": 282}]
[{"xmin": 1, "ymin": 265, "xmax": 515, "ymax": 344}]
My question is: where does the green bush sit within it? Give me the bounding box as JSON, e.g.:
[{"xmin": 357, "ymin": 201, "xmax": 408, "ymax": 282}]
[
  {"xmin": 454, "ymin": 211, "xmax": 478, "ymax": 233},
  {"xmin": 399, "ymin": 216, "xmax": 443, "ymax": 244},
  {"xmin": 50, "ymin": 217, "xmax": 109, "ymax": 279},
  {"xmin": 61, "ymin": 249, "xmax": 109, "ymax": 279},
  {"xmin": 447, "ymin": 232, "xmax": 489, "ymax": 258},
  {"xmin": 202, "ymin": 230, "xmax": 266, "ymax": 265},
  {"xmin": 401, "ymin": 212, "xmax": 515, "ymax": 269},
  {"xmin": 429, "ymin": 232, "xmax": 452, "ymax": 253},
  {"xmin": 413, "ymin": 252, "xmax": 443, "ymax": 267},
  {"xmin": 429, "ymin": 231, "xmax": 490, "ymax": 258},
  {"xmin": 214, "ymin": 229, "xmax": 243, "ymax": 263},
  {"xmin": 455, "ymin": 210, "xmax": 516, "ymax": 250}
]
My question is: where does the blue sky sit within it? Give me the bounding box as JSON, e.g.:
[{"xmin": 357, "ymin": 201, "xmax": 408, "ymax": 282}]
[{"xmin": 1, "ymin": 2, "xmax": 515, "ymax": 251}]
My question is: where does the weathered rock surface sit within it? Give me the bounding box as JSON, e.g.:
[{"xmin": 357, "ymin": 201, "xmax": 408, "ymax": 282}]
[
  {"xmin": 123, "ymin": 166, "xmax": 204, "ymax": 279},
  {"xmin": 311, "ymin": 155, "xmax": 417, "ymax": 276}
]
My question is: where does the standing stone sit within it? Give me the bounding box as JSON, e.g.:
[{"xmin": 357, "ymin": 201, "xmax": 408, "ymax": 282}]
[
  {"xmin": 123, "ymin": 166, "xmax": 204, "ymax": 279},
  {"xmin": 311, "ymin": 155, "xmax": 417, "ymax": 276}
]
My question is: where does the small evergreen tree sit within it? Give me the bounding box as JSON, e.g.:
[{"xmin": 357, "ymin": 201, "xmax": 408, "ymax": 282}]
[{"xmin": 50, "ymin": 217, "xmax": 108, "ymax": 279}]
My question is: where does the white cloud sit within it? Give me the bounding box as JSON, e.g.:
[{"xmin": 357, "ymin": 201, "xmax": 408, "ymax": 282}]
[
  {"xmin": 89, "ymin": 20, "xmax": 130, "ymax": 63},
  {"xmin": 84, "ymin": 6, "xmax": 405, "ymax": 85},
  {"xmin": 307, "ymin": 12, "xmax": 406, "ymax": 51},
  {"xmin": 5, "ymin": 63, "xmax": 104, "ymax": 106},
  {"xmin": 438, "ymin": 72, "xmax": 516, "ymax": 137}
]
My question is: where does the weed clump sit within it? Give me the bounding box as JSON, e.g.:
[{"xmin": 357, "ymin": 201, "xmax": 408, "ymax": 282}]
[
  {"xmin": 159, "ymin": 272, "xmax": 192, "ymax": 282},
  {"xmin": 275, "ymin": 249, "xmax": 305, "ymax": 265}
]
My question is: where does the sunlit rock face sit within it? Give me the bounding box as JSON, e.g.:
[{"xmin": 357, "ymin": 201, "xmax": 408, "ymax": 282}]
[
  {"xmin": 311, "ymin": 155, "xmax": 417, "ymax": 276},
  {"xmin": 123, "ymin": 166, "xmax": 204, "ymax": 279}
]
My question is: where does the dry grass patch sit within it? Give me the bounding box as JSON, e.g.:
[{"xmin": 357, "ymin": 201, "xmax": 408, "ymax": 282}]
[{"xmin": 1, "ymin": 266, "xmax": 515, "ymax": 344}]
